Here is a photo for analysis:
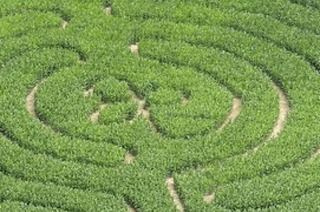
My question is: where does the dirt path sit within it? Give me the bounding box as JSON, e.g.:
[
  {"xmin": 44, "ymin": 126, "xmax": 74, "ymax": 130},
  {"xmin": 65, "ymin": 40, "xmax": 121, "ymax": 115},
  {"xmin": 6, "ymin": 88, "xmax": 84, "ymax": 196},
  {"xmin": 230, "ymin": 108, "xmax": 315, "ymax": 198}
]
[
  {"xmin": 181, "ymin": 96, "xmax": 189, "ymax": 106},
  {"xmin": 131, "ymin": 92, "xmax": 157, "ymax": 132},
  {"xmin": 61, "ymin": 21, "xmax": 68, "ymax": 29},
  {"xmin": 128, "ymin": 42, "xmax": 156, "ymax": 132},
  {"xmin": 83, "ymin": 88, "xmax": 94, "ymax": 97},
  {"xmin": 26, "ymin": 85, "xmax": 39, "ymax": 118},
  {"xmin": 166, "ymin": 177, "xmax": 184, "ymax": 212},
  {"xmin": 203, "ymin": 193, "xmax": 215, "ymax": 203},
  {"xmin": 252, "ymin": 84, "xmax": 290, "ymax": 152},
  {"xmin": 130, "ymin": 44, "xmax": 139, "ymax": 55},
  {"xmin": 217, "ymin": 97, "xmax": 242, "ymax": 131},
  {"xmin": 90, "ymin": 104, "xmax": 107, "ymax": 123},
  {"xmin": 77, "ymin": 60, "xmax": 86, "ymax": 65},
  {"xmin": 128, "ymin": 205, "xmax": 136, "ymax": 212},
  {"xmin": 309, "ymin": 148, "xmax": 320, "ymax": 162},
  {"xmin": 103, "ymin": 7, "xmax": 112, "ymax": 15},
  {"xmin": 203, "ymin": 83, "xmax": 290, "ymax": 202},
  {"xmin": 268, "ymin": 85, "xmax": 290, "ymax": 139},
  {"xmin": 124, "ymin": 152, "xmax": 135, "ymax": 164}
]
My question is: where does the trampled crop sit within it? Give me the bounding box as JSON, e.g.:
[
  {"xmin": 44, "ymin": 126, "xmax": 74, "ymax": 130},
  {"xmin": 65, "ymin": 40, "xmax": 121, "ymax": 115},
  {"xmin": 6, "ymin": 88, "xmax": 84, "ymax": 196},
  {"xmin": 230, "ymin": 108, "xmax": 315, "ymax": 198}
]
[{"xmin": 1, "ymin": 0, "xmax": 320, "ymax": 211}]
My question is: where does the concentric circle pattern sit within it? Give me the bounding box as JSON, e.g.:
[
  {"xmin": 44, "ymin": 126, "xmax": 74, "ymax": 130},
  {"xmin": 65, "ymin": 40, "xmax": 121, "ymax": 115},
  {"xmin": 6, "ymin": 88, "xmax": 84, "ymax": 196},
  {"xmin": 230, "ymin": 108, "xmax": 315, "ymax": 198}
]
[{"xmin": 1, "ymin": 0, "xmax": 320, "ymax": 211}]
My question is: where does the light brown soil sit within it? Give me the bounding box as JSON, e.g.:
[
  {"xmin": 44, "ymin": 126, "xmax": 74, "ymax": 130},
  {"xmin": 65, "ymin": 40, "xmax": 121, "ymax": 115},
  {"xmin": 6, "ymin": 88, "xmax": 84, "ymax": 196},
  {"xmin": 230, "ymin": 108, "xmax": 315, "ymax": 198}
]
[
  {"xmin": 131, "ymin": 92, "xmax": 157, "ymax": 132},
  {"xmin": 128, "ymin": 206, "xmax": 136, "ymax": 212},
  {"xmin": 165, "ymin": 177, "xmax": 184, "ymax": 212},
  {"xmin": 268, "ymin": 85, "xmax": 290, "ymax": 139},
  {"xmin": 309, "ymin": 148, "xmax": 320, "ymax": 162},
  {"xmin": 77, "ymin": 60, "xmax": 86, "ymax": 65},
  {"xmin": 103, "ymin": 7, "xmax": 112, "ymax": 15},
  {"xmin": 83, "ymin": 88, "xmax": 94, "ymax": 97},
  {"xmin": 181, "ymin": 96, "xmax": 189, "ymax": 106},
  {"xmin": 130, "ymin": 44, "xmax": 139, "ymax": 55},
  {"xmin": 217, "ymin": 97, "xmax": 242, "ymax": 131},
  {"xmin": 26, "ymin": 85, "xmax": 39, "ymax": 118},
  {"xmin": 203, "ymin": 193, "xmax": 215, "ymax": 203},
  {"xmin": 253, "ymin": 84, "xmax": 290, "ymax": 152},
  {"xmin": 90, "ymin": 104, "xmax": 107, "ymax": 123},
  {"xmin": 61, "ymin": 21, "xmax": 68, "ymax": 29},
  {"xmin": 124, "ymin": 152, "xmax": 135, "ymax": 164}
]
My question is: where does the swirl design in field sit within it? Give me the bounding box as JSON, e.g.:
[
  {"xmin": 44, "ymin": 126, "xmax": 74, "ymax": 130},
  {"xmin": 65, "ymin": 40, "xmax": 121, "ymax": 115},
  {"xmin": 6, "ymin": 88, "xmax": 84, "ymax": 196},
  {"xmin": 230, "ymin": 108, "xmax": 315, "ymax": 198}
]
[{"xmin": 1, "ymin": 0, "xmax": 320, "ymax": 211}]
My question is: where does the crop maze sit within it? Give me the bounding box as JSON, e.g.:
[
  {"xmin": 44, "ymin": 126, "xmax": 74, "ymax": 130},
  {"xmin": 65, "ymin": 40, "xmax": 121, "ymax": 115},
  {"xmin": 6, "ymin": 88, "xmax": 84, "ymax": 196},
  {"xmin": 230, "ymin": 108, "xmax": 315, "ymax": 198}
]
[{"xmin": 1, "ymin": 0, "xmax": 320, "ymax": 211}]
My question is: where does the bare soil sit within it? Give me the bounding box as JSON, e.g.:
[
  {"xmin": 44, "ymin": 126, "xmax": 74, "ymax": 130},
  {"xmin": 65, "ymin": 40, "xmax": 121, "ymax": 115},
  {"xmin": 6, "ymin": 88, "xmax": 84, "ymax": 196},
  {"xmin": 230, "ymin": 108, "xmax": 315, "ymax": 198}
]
[
  {"xmin": 103, "ymin": 7, "xmax": 112, "ymax": 16},
  {"xmin": 26, "ymin": 85, "xmax": 39, "ymax": 118},
  {"xmin": 131, "ymin": 92, "xmax": 157, "ymax": 132},
  {"xmin": 203, "ymin": 193, "xmax": 215, "ymax": 203},
  {"xmin": 166, "ymin": 177, "xmax": 184, "ymax": 212},
  {"xmin": 130, "ymin": 44, "xmax": 139, "ymax": 55},
  {"xmin": 90, "ymin": 104, "xmax": 107, "ymax": 123},
  {"xmin": 217, "ymin": 97, "xmax": 242, "ymax": 131}
]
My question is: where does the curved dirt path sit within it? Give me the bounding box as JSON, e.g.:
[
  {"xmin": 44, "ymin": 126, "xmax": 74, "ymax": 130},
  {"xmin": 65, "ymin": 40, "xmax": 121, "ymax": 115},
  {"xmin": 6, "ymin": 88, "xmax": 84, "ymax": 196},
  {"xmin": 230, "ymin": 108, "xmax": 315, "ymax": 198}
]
[
  {"xmin": 203, "ymin": 83, "xmax": 290, "ymax": 202},
  {"xmin": 217, "ymin": 97, "xmax": 242, "ymax": 131},
  {"xmin": 268, "ymin": 85, "xmax": 290, "ymax": 139},
  {"xmin": 252, "ymin": 84, "xmax": 290, "ymax": 152},
  {"xmin": 166, "ymin": 177, "xmax": 184, "ymax": 212},
  {"xmin": 199, "ymin": 83, "xmax": 290, "ymax": 157}
]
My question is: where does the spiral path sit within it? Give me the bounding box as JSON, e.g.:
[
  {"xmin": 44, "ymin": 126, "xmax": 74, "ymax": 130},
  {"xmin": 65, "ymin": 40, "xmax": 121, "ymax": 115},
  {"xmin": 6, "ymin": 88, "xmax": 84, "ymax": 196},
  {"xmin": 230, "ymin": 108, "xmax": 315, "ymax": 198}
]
[{"xmin": 1, "ymin": 0, "xmax": 320, "ymax": 211}]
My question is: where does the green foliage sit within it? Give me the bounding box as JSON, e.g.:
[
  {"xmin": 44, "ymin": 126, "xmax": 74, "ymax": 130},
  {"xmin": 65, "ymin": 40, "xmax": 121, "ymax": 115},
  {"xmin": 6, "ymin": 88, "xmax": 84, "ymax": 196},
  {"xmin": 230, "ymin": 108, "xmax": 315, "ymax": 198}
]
[
  {"xmin": 99, "ymin": 102, "xmax": 138, "ymax": 125},
  {"xmin": 1, "ymin": 0, "xmax": 320, "ymax": 211},
  {"xmin": 94, "ymin": 77, "xmax": 131, "ymax": 103}
]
